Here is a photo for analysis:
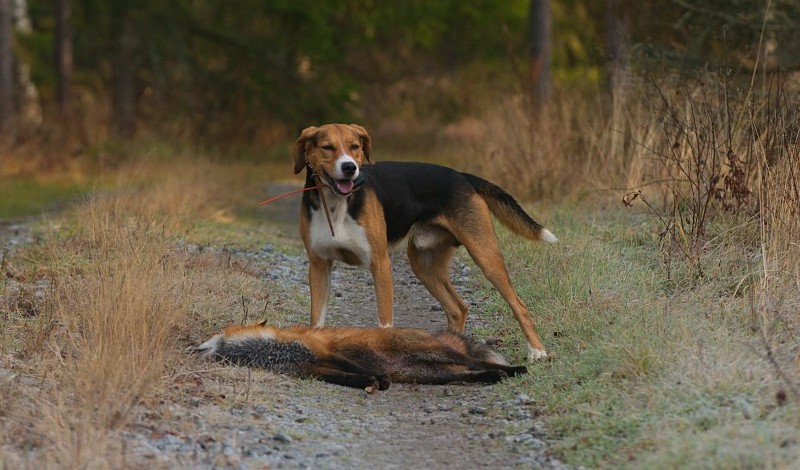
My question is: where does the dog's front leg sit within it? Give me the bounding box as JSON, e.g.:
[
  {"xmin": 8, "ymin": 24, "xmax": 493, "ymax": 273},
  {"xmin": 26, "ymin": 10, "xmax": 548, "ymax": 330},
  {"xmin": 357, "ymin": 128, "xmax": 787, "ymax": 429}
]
[
  {"xmin": 370, "ymin": 250, "xmax": 394, "ymax": 328},
  {"xmin": 309, "ymin": 254, "xmax": 333, "ymax": 327}
]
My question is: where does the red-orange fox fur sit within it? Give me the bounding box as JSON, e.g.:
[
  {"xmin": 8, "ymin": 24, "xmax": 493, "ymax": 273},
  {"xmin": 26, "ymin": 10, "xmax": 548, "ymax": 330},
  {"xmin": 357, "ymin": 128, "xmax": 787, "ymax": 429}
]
[{"xmin": 194, "ymin": 320, "xmax": 527, "ymax": 391}]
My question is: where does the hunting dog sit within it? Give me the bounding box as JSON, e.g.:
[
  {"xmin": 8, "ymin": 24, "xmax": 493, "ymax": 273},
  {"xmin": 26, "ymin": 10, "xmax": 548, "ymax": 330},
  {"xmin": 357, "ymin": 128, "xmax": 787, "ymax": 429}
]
[
  {"xmin": 195, "ymin": 320, "xmax": 527, "ymax": 390},
  {"xmin": 294, "ymin": 123, "xmax": 557, "ymax": 361}
]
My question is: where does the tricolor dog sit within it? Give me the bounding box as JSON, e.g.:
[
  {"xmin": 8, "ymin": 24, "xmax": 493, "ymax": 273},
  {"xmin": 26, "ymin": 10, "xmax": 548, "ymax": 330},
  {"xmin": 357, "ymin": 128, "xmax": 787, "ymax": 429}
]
[{"xmin": 294, "ymin": 123, "xmax": 558, "ymax": 361}]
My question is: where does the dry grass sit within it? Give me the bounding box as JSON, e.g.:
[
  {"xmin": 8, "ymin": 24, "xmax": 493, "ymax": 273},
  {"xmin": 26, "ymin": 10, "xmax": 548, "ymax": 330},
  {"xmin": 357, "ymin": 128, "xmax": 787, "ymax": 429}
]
[
  {"xmin": 466, "ymin": 70, "xmax": 798, "ymax": 342},
  {"xmin": 459, "ymin": 70, "xmax": 799, "ymax": 467},
  {"xmin": 35, "ymin": 191, "xmax": 192, "ymax": 467},
  {"xmin": 753, "ymin": 92, "xmax": 800, "ymax": 408},
  {"xmin": 0, "ymin": 153, "xmax": 292, "ymax": 468},
  {"xmin": 462, "ymin": 82, "xmax": 647, "ymax": 200}
]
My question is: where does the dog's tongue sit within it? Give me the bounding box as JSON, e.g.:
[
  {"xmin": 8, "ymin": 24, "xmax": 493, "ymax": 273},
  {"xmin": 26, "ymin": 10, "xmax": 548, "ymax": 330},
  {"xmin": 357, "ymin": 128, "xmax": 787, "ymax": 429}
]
[{"xmin": 336, "ymin": 180, "xmax": 354, "ymax": 194}]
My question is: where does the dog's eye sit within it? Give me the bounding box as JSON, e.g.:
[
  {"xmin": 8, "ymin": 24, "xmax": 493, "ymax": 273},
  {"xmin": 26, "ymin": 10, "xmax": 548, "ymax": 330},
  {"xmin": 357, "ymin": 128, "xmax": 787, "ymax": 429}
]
[
  {"xmin": 321, "ymin": 144, "xmax": 335, "ymax": 151},
  {"xmin": 350, "ymin": 144, "xmax": 360, "ymax": 151}
]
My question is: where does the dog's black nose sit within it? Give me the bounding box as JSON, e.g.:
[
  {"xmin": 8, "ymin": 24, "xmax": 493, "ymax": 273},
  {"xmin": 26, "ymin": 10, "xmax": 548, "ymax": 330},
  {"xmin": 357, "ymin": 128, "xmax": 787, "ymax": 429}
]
[{"xmin": 341, "ymin": 161, "xmax": 357, "ymax": 177}]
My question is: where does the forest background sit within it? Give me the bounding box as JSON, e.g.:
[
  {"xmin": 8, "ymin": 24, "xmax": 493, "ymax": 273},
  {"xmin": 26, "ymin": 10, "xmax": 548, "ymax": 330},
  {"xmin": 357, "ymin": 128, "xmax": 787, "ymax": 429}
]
[{"xmin": 0, "ymin": 0, "xmax": 794, "ymax": 158}]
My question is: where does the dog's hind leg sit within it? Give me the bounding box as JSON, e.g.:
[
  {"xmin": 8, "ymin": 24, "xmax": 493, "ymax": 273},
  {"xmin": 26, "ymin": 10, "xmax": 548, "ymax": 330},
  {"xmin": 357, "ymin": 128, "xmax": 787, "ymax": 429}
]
[
  {"xmin": 407, "ymin": 242, "xmax": 469, "ymax": 332},
  {"xmin": 450, "ymin": 197, "xmax": 549, "ymax": 362}
]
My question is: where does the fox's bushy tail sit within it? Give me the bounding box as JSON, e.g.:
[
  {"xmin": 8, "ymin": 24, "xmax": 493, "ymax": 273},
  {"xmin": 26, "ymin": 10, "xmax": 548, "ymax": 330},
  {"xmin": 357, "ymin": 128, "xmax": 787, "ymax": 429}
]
[{"xmin": 462, "ymin": 173, "xmax": 558, "ymax": 243}]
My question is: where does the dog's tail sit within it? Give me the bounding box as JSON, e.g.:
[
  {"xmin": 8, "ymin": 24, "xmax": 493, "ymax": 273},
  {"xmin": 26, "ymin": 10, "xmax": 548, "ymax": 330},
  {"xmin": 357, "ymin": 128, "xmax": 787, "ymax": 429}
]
[{"xmin": 462, "ymin": 173, "xmax": 558, "ymax": 243}]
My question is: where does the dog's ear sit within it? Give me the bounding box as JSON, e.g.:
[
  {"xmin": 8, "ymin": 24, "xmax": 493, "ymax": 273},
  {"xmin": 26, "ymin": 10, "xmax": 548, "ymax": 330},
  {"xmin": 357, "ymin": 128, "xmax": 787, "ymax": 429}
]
[
  {"xmin": 257, "ymin": 319, "xmax": 268, "ymax": 326},
  {"xmin": 349, "ymin": 124, "xmax": 372, "ymax": 163},
  {"xmin": 293, "ymin": 126, "xmax": 318, "ymax": 174}
]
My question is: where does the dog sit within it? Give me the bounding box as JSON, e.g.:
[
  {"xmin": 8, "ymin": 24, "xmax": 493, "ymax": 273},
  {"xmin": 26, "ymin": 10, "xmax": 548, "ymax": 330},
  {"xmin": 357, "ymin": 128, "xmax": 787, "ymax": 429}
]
[
  {"xmin": 194, "ymin": 320, "xmax": 527, "ymax": 391},
  {"xmin": 293, "ymin": 123, "xmax": 557, "ymax": 362}
]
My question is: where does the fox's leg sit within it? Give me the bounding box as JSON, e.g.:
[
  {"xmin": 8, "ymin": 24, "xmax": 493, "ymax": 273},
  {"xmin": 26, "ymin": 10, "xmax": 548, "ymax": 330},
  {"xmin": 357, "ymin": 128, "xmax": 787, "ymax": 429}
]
[
  {"xmin": 391, "ymin": 341, "xmax": 528, "ymax": 383},
  {"xmin": 407, "ymin": 243, "xmax": 469, "ymax": 332},
  {"xmin": 479, "ymin": 362, "xmax": 527, "ymax": 377},
  {"xmin": 392, "ymin": 366, "xmax": 509, "ymax": 385},
  {"xmin": 394, "ymin": 357, "xmax": 526, "ymax": 384},
  {"xmin": 315, "ymin": 353, "xmax": 391, "ymax": 390},
  {"xmin": 308, "ymin": 254, "xmax": 333, "ymax": 327},
  {"xmin": 307, "ymin": 366, "xmax": 386, "ymax": 390}
]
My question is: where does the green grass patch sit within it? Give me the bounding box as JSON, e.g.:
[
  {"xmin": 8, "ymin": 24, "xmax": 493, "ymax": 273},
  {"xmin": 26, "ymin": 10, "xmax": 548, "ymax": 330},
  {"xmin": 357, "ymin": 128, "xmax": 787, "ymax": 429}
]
[
  {"xmin": 482, "ymin": 202, "xmax": 799, "ymax": 469},
  {"xmin": 0, "ymin": 177, "xmax": 87, "ymax": 219}
]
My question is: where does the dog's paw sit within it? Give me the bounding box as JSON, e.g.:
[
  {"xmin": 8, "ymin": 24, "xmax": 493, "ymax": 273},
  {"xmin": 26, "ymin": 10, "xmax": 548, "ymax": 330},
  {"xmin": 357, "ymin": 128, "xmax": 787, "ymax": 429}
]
[{"xmin": 526, "ymin": 346, "xmax": 552, "ymax": 362}]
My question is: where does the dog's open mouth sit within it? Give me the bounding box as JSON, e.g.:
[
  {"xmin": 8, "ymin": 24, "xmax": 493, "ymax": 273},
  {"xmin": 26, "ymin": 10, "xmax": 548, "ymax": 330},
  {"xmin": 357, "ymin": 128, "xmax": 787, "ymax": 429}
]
[
  {"xmin": 335, "ymin": 179, "xmax": 355, "ymax": 195},
  {"xmin": 322, "ymin": 172, "xmax": 364, "ymax": 196}
]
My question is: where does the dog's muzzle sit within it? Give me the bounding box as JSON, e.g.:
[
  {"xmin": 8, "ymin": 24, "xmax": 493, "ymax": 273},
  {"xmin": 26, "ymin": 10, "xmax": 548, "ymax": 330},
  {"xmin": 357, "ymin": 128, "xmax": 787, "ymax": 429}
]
[
  {"xmin": 339, "ymin": 173, "xmax": 365, "ymax": 194},
  {"xmin": 323, "ymin": 171, "xmax": 364, "ymax": 196}
]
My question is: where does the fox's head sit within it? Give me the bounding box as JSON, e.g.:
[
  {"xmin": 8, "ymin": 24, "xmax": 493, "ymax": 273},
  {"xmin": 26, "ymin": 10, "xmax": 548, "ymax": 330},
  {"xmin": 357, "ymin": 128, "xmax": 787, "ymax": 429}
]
[{"xmin": 191, "ymin": 319, "xmax": 278, "ymax": 357}]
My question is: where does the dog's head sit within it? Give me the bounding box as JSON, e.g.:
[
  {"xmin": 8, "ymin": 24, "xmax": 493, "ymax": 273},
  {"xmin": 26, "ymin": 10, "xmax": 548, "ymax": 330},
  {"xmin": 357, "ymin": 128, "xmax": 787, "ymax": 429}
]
[{"xmin": 293, "ymin": 123, "xmax": 372, "ymax": 196}]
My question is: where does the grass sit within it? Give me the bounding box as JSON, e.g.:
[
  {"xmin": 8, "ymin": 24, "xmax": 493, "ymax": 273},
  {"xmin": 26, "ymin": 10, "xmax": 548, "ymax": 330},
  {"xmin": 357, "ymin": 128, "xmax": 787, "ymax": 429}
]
[
  {"xmin": 458, "ymin": 70, "xmax": 800, "ymax": 467},
  {"xmin": 0, "ymin": 153, "xmax": 309, "ymax": 467},
  {"xmin": 0, "ymin": 177, "xmax": 86, "ymax": 218},
  {"xmin": 467, "ymin": 199, "xmax": 797, "ymax": 468}
]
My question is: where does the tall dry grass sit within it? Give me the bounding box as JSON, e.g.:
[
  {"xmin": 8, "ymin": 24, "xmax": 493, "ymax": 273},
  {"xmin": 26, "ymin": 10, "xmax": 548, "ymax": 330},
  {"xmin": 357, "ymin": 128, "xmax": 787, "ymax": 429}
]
[
  {"xmin": 467, "ymin": 70, "xmax": 799, "ymax": 466},
  {"xmin": 3, "ymin": 156, "xmax": 258, "ymax": 468},
  {"xmin": 752, "ymin": 81, "xmax": 800, "ymax": 398},
  {"xmin": 630, "ymin": 74, "xmax": 800, "ymax": 396},
  {"xmin": 463, "ymin": 81, "xmax": 647, "ymax": 199},
  {"xmin": 470, "ymin": 69, "xmax": 799, "ymax": 395},
  {"xmin": 35, "ymin": 191, "xmax": 191, "ymax": 467}
]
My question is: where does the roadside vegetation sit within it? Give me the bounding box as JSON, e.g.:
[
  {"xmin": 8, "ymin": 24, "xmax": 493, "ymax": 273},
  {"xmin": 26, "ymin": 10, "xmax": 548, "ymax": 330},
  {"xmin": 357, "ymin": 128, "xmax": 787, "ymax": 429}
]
[{"xmin": 467, "ymin": 72, "xmax": 800, "ymax": 467}]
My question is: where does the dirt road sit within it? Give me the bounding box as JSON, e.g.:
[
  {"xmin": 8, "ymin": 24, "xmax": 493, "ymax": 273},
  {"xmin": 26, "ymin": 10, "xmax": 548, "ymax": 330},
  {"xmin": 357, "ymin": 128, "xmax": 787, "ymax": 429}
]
[
  {"xmin": 118, "ymin": 243, "xmax": 571, "ymax": 469},
  {"xmin": 1, "ymin": 185, "xmax": 573, "ymax": 469}
]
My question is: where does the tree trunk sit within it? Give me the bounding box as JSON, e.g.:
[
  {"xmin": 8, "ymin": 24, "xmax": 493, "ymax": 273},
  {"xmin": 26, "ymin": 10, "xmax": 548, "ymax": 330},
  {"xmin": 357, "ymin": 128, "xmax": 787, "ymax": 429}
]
[
  {"xmin": 55, "ymin": 0, "xmax": 72, "ymax": 122},
  {"xmin": 13, "ymin": 0, "xmax": 41, "ymax": 133},
  {"xmin": 0, "ymin": 0, "xmax": 14, "ymax": 138},
  {"xmin": 604, "ymin": 0, "xmax": 628, "ymax": 96},
  {"xmin": 111, "ymin": 14, "xmax": 137, "ymax": 138},
  {"xmin": 528, "ymin": 0, "xmax": 551, "ymax": 110}
]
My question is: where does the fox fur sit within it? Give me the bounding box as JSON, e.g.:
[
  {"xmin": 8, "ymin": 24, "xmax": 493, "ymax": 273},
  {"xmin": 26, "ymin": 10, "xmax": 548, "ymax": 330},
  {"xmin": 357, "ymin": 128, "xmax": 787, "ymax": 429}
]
[{"xmin": 194, "ymin": 320, "xmax": 527, "ymax": 391}]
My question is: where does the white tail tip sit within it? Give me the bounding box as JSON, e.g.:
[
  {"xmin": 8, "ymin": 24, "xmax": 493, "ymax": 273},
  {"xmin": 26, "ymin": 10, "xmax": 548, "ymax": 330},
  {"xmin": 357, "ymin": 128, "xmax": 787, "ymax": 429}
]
[{"xmin": 540, "ymin": 228, "xmax": 558, "ymax": 243}]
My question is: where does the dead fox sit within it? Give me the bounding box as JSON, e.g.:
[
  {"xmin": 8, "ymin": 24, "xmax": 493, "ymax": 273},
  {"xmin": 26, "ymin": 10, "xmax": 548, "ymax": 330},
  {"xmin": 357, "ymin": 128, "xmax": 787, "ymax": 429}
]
[{"xmin": 194, "ymin": 320, "xmax": 527, "ymax": 391}]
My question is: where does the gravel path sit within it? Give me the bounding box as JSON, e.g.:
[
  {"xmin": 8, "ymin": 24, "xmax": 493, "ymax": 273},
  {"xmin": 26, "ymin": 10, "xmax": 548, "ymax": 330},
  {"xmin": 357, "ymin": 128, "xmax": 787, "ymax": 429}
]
[
  {"xmin": 115, "ymin": 243, "xmax": 572, "ymax": 469},
  {"xmin": 0, "ymin": 185, "xmax": 575, "ymax": 470}
]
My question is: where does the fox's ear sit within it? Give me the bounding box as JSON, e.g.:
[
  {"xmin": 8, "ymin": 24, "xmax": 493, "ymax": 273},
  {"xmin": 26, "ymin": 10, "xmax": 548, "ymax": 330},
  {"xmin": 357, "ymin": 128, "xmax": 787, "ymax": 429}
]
[
  {"xmin": 293, "ymin": 126, "xmax": 318, "ymax": 174},
  {"xmin": 257, "ymin": 319, "xmax": 269, "ymax": 326},
  {"xmin": 349, "ymin": 124, "xmax": 372, "ymax": 163}
]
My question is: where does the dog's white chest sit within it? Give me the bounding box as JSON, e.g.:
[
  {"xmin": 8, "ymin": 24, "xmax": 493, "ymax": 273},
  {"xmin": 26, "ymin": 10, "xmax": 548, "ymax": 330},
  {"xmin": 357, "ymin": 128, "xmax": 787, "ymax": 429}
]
[{"xmin": 309, "ymin": 200, "xmax": 371, "ymax": 266}]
